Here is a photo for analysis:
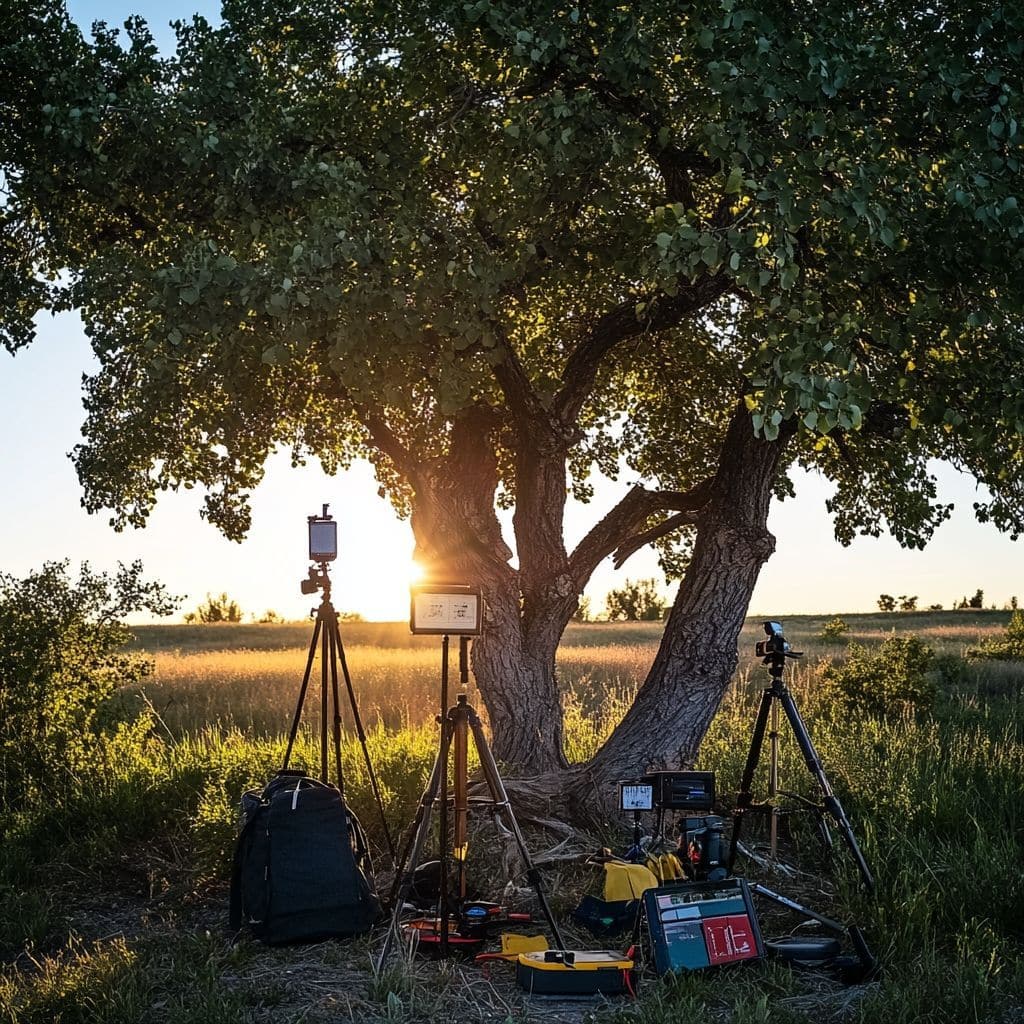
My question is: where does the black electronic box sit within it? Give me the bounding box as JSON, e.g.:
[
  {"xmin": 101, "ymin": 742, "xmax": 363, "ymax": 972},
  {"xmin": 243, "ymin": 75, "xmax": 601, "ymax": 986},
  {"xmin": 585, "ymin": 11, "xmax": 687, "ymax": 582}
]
[{"xmin": 642, "ymin": 770, "xmax": 716, "ymax": 811}]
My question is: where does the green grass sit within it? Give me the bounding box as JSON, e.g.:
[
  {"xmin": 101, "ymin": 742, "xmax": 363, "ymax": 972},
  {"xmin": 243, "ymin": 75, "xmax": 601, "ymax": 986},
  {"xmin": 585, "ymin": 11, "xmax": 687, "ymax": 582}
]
[{"xmin": 2, "ymin": 613, "xmax": 1023, "ymax": 1022}]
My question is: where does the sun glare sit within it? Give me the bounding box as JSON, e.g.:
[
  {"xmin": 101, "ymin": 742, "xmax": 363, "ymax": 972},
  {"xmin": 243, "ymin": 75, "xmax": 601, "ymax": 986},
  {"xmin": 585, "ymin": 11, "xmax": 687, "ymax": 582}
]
[{"xmin": 334, "ymin": 527, "xmax": 421, "ymax": 621}]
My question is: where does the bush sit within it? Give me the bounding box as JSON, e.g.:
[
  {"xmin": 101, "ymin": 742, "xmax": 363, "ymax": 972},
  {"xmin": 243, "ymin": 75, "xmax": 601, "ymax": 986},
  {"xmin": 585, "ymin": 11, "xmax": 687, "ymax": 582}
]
[
  {"xmin": 185, "ymin": 592, "xmax": 243, "ymax": 623},
  {"xmin": 878, "ymin": 594, "xmax": 897, "ymax": 612},
  {"xmin": 967, "ymin": 610, "xmax": 1024, "ymax": 661},
  {"xmin": 605, "ymin": 578, "xmax": 666, "ymax": 621},
  {"xmin": 821, "ymin": 634, "xmax": 937, "ymax": 716},
  {"xmin": 817, "ymin": 616, "xmax": 849, "ymax": 643},
  {"xmin": 0, "ymin": 561, "xmax": 176, "ymax": 812}
]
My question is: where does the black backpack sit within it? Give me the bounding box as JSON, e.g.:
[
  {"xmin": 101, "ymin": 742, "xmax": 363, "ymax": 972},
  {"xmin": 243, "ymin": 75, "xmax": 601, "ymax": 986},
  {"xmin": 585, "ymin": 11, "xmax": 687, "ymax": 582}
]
[{"xmin": 229, "ymin": 770, "xmax": 381, "ymax": 943}]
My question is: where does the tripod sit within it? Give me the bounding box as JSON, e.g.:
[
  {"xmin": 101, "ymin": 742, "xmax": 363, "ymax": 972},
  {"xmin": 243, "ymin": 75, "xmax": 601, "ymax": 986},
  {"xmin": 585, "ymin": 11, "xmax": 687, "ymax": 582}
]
[
  {"xmin": 378, "ymin": 635, "xmax": 566, "ymax": 965},
  {"xmin": 282, "ymin": 562, "xmax": 396, "ymax": 864},
  {"xmin": 726, "ymin": 643, "xmax": 875, "ymax": 892}
]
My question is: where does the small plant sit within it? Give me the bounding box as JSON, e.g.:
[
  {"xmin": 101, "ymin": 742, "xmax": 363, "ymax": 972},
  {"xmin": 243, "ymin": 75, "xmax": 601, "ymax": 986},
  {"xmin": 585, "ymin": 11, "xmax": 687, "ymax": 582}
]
[
  {"xmin": 821, "ymin": 634, "xmax": 937, "ymax": 716},
  {"xmin": 818, "ymin": 616, "xmax": 849, "ymax": 643},
  {"xmin": 967, "ymin": 610, "xmax": 1024, "ymax": 661}
]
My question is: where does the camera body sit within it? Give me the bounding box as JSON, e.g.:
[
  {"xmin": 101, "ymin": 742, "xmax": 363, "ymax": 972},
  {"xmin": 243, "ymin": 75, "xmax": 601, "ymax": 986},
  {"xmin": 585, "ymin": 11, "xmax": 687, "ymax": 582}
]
[
  {"xmin": 300, "ymin": 565, "xmax": 329, "ymax": 595},
  {"xmin": 676, "ymin": 815, "xmax": 728, "ymax": 882},
  {"xmin": 755, "ymin": 620, "xmax": 791, "ymax": 658}
]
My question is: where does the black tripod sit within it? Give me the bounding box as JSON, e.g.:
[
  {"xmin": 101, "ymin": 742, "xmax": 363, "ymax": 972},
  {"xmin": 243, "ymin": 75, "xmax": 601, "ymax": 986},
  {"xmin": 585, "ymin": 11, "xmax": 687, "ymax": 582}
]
[
  {"xmin": 282, "ymin": 562, "xmax": 396, "ymax": 864},
  {"xmin": 377, "ymin": 636, "xmax": 565, "ymax": 966},
  {"xmin": 727, "ymin": 637, "xmax": 875, "ymax": 892}
]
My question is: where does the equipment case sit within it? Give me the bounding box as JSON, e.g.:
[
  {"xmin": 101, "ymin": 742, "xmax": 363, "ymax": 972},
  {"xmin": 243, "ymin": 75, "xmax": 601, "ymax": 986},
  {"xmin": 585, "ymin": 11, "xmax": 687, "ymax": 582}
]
[
  {"xmin": 643, "ymin": 879, "xmax": 764, "ymax": 975},
  {"xmin": 516, "ymin": 950, "xmax": 633, "ymax": 996}
]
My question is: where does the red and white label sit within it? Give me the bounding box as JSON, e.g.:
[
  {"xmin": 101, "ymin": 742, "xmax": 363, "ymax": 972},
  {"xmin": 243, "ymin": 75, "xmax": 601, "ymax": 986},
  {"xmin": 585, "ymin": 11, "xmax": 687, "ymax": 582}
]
[{"xmin": 702, "ymin": 915, "xmax": 758, "ymax": 965}]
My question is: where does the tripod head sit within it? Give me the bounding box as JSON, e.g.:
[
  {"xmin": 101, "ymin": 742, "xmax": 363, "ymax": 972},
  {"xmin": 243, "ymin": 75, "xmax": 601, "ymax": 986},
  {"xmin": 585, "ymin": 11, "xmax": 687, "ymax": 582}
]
[
  {"xmin": 755, "ymin": 620, "xmax": 803, "ymax": 678},
  {"xmin": 300, "ymin": 561, "xmax": 333, "ymax": 602}
]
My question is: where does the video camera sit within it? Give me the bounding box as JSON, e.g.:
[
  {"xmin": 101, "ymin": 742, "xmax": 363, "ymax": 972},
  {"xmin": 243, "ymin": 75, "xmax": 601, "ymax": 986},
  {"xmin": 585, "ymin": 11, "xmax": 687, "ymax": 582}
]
[
  {"xmin": 755, "ymin": 620, "xmax": 790, "ymax": 658},
  {"xmin": 300, "ymin": 505, "xmax": 337, "ymax": 595}
]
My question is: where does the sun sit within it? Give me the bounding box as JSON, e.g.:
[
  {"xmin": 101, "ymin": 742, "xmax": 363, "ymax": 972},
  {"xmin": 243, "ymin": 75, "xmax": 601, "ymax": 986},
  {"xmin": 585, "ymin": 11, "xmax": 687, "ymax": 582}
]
[{"xmin": 333, "ymin": 521, "xmax": 422, "ymax": 621}]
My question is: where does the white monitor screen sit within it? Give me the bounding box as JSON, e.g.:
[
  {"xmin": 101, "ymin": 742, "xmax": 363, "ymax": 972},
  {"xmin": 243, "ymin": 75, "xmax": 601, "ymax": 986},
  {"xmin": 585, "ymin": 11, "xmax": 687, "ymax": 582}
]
[
  {"xmin": 410, "ymin": 587, "xmax": 482, "ymax": 635},
  {"xmin": 308, "ymin": 520, "xmax": 338, "ymax": 561}
]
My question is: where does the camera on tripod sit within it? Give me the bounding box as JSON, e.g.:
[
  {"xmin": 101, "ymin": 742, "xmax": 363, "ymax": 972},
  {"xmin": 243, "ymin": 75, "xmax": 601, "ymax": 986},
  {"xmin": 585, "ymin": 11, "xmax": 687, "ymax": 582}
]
[
  {"xmin": 755, "ymin": 620, "xmax": 791, "ymax": 658},
  {"xmin": 300, "ymin": 505, "xmax": 337, "ymax": 594}
]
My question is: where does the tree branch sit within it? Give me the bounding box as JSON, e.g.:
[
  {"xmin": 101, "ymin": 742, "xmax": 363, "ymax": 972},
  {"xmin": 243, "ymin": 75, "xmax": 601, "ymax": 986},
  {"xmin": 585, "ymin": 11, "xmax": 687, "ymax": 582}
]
[
  {"xmin": 568, "ymin": 479, "xmax": 714, "ymax": 587},
  {"xmin": 612, "ymin": 510, "xmax": 699, "ymax": 569},
  {"xmin": 647, "ymin": 142, "xmax": 717, "ymax": 208},
  {"xmin": 490, "ymin": 323, "xmax": 559, "ymax": 440},
  {"xmin": 553, "ymin": 274, "xmax": 732, "ymax": 426},
  {"xmin": 322, "ymin": 371, "xmax": 419, "ymax": 481}
]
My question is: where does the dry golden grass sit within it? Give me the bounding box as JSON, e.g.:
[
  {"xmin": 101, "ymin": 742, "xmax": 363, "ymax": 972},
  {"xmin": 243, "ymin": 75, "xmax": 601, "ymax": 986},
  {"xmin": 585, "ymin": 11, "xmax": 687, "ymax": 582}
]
[
  {"xmin": 133, "ymin": 612, "xmax": 1018, "ymax": 738},
  {"xmin": 144, "ymin": 646, "xmax": 474, "ymax": 735}
]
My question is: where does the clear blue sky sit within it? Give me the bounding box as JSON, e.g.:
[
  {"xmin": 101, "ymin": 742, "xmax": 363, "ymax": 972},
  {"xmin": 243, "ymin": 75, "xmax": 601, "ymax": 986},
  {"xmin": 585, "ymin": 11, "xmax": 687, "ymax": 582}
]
[{"xmin": 3, "ymin": 2, "xmax": 1020, "ymax": 622}]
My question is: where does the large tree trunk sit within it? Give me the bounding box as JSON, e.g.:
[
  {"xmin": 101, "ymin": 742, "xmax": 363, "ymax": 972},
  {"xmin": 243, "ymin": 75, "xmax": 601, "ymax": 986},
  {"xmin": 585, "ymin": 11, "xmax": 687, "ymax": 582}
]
[
  {"xmin": 578, "ymin": 405, "xmax": 789, "ymax": 791},
  {"xmin": 407, "ymin": 411, "xmax": 572, "ymax": 772}
]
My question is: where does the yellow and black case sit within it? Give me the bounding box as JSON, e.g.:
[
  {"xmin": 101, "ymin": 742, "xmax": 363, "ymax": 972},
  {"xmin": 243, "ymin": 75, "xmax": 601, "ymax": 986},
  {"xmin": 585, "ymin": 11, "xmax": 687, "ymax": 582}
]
[{"xmin": 515, "ymin": 950, "xmax": 633, "ymax": 996}]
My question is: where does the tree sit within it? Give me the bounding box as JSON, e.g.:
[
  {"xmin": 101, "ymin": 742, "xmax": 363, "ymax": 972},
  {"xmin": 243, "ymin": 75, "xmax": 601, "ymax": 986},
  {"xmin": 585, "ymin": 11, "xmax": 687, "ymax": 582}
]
[
  {"xmin": 605, "ymin": 578, "xmax": 667, "ymax": 621},
  {"xmin": 4, "ymin": 1, "xmax": 1024, "ymax": 790},
  {"xmin": 898, "ymin": 595, "xmax": 918, "ymax": 612},
  {"xmin": 572, "ymin": 595, "xmax": 592, "ymax": 623},
  {"xmin": 969, "ymin": 589, "xmax": 986, "ymax": 610},
  {"xmin": 186, "ymin": 592, "xmax": 244, "ymax": 624},
  {"xmin": 877, "ymin": 594, "xmax": 897, "ymax": 613}
]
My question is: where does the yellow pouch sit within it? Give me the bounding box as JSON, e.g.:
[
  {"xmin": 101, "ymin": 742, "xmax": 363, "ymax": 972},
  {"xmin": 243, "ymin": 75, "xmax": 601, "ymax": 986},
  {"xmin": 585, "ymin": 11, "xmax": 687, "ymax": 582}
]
[
  {"xmin": 603, "ymin": 861, "xmax": 659, "ymax": 902},
  {"xmin": 659, "ymin": 853, "xmax": 685, "ymax": 880},
  {"xmin": 501, "ymin": 933, "xmax": 549, "ymax": 956}
]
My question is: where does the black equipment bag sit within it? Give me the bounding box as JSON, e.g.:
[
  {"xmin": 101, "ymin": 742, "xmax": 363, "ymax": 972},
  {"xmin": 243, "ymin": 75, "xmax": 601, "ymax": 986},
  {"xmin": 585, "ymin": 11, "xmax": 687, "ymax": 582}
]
[{"xmin": 229, "ymin": 770, "xmax": 381, "ymax": 943}]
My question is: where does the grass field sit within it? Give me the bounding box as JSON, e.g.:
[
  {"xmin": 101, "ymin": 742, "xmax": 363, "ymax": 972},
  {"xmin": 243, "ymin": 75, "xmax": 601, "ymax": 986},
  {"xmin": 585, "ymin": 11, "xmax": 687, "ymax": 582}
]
[{"xmin": 2, "ymin": 611, "xmax": 1023, "ymax": 1023}]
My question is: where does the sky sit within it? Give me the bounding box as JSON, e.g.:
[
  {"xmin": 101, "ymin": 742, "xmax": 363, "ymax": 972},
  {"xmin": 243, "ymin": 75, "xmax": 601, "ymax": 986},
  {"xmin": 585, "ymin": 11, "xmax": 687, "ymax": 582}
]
[{"xmin": 3, "ymin": 1, "xmax": 1020, "ymax": 623}]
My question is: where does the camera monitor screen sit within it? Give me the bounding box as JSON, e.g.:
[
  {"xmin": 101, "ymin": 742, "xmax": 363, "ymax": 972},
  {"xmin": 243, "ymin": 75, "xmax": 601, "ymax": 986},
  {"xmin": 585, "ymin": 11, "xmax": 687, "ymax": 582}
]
[
  {"xmin": 308, "ymin": 519, "xmax": 338, "ymax": 562},
  {"xmin": 410, "ymin": 584, "xmax": 482, "ymax": 635},
  {"xmin": 619, "ymin": 782, "xmax": 655, "ymax": 812}
]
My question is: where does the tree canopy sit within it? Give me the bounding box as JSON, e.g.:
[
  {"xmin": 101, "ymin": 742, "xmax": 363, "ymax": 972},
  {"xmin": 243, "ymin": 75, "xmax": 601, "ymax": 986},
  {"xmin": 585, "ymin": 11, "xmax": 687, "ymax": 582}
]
[
  {"xmin": 4, "ymin": 0, "xmax": 1023, "ymax": 542},
  {"xmin": 4, "ymin": 0, "xmax": 1023, "ymax": 773}
]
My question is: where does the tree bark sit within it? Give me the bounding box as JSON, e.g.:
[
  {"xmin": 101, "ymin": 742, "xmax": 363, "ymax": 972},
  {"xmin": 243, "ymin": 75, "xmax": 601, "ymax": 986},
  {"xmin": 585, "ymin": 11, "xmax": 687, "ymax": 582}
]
[
  {"xmin": 576, "ymin": 404, "xmax": 789, "ymax": 793},
  {"xmin": 407, "ymin": 411, "xmax": 571, "ymax": 772}
]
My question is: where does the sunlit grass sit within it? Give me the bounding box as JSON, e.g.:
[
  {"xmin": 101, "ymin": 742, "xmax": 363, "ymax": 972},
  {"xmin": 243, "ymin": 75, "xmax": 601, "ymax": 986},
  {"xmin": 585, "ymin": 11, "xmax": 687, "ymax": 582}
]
[{"xmin": 3, "ymin": 613, "xmax": 1021, "ymax": 1021}]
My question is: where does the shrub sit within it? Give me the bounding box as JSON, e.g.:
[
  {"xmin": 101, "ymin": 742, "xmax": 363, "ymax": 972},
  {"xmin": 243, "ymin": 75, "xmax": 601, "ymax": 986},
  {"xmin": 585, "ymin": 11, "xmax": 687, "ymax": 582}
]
[
  {"xmin": 186, "ymin": 592, "xmax": 243, "ymax": 623},
  {"xmin": 0, "ymin": 561, "xmax": 176, "ymax": 812},
  {"xmin": 967, "ymin": 610, "xmax": 1024, "ymax": 661},
  {"xmin": 605, "ymin": 578, "xmax": 666, "ymax": 621},
  {"xmin": 821, "ymin": 634, "xmax": 936, "ymax": 716},
  {"xmin": 877, "ymin": 594, "xmax": 897, "ymax": 612},
  {"xmin": 818, "ymin": 616, "xmax": 849, "ymax": 643}
]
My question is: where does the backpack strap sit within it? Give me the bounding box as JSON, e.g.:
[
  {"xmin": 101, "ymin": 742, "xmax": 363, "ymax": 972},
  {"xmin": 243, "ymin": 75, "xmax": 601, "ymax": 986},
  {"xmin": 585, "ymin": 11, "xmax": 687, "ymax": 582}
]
[{"xmin": 229, "ymin": 810, "xmax": 263, "ymax": 930}]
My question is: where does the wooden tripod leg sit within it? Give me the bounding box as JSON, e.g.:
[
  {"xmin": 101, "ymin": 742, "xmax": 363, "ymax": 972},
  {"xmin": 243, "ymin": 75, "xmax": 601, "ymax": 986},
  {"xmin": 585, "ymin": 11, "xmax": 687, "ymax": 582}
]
[
  {"xmin": 466, "ymin": 708, "xmax": 566, "ymax": 950},
  {"xmin": 452, "ymin": 702, "xmax": 469, "ymax": 900}
]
